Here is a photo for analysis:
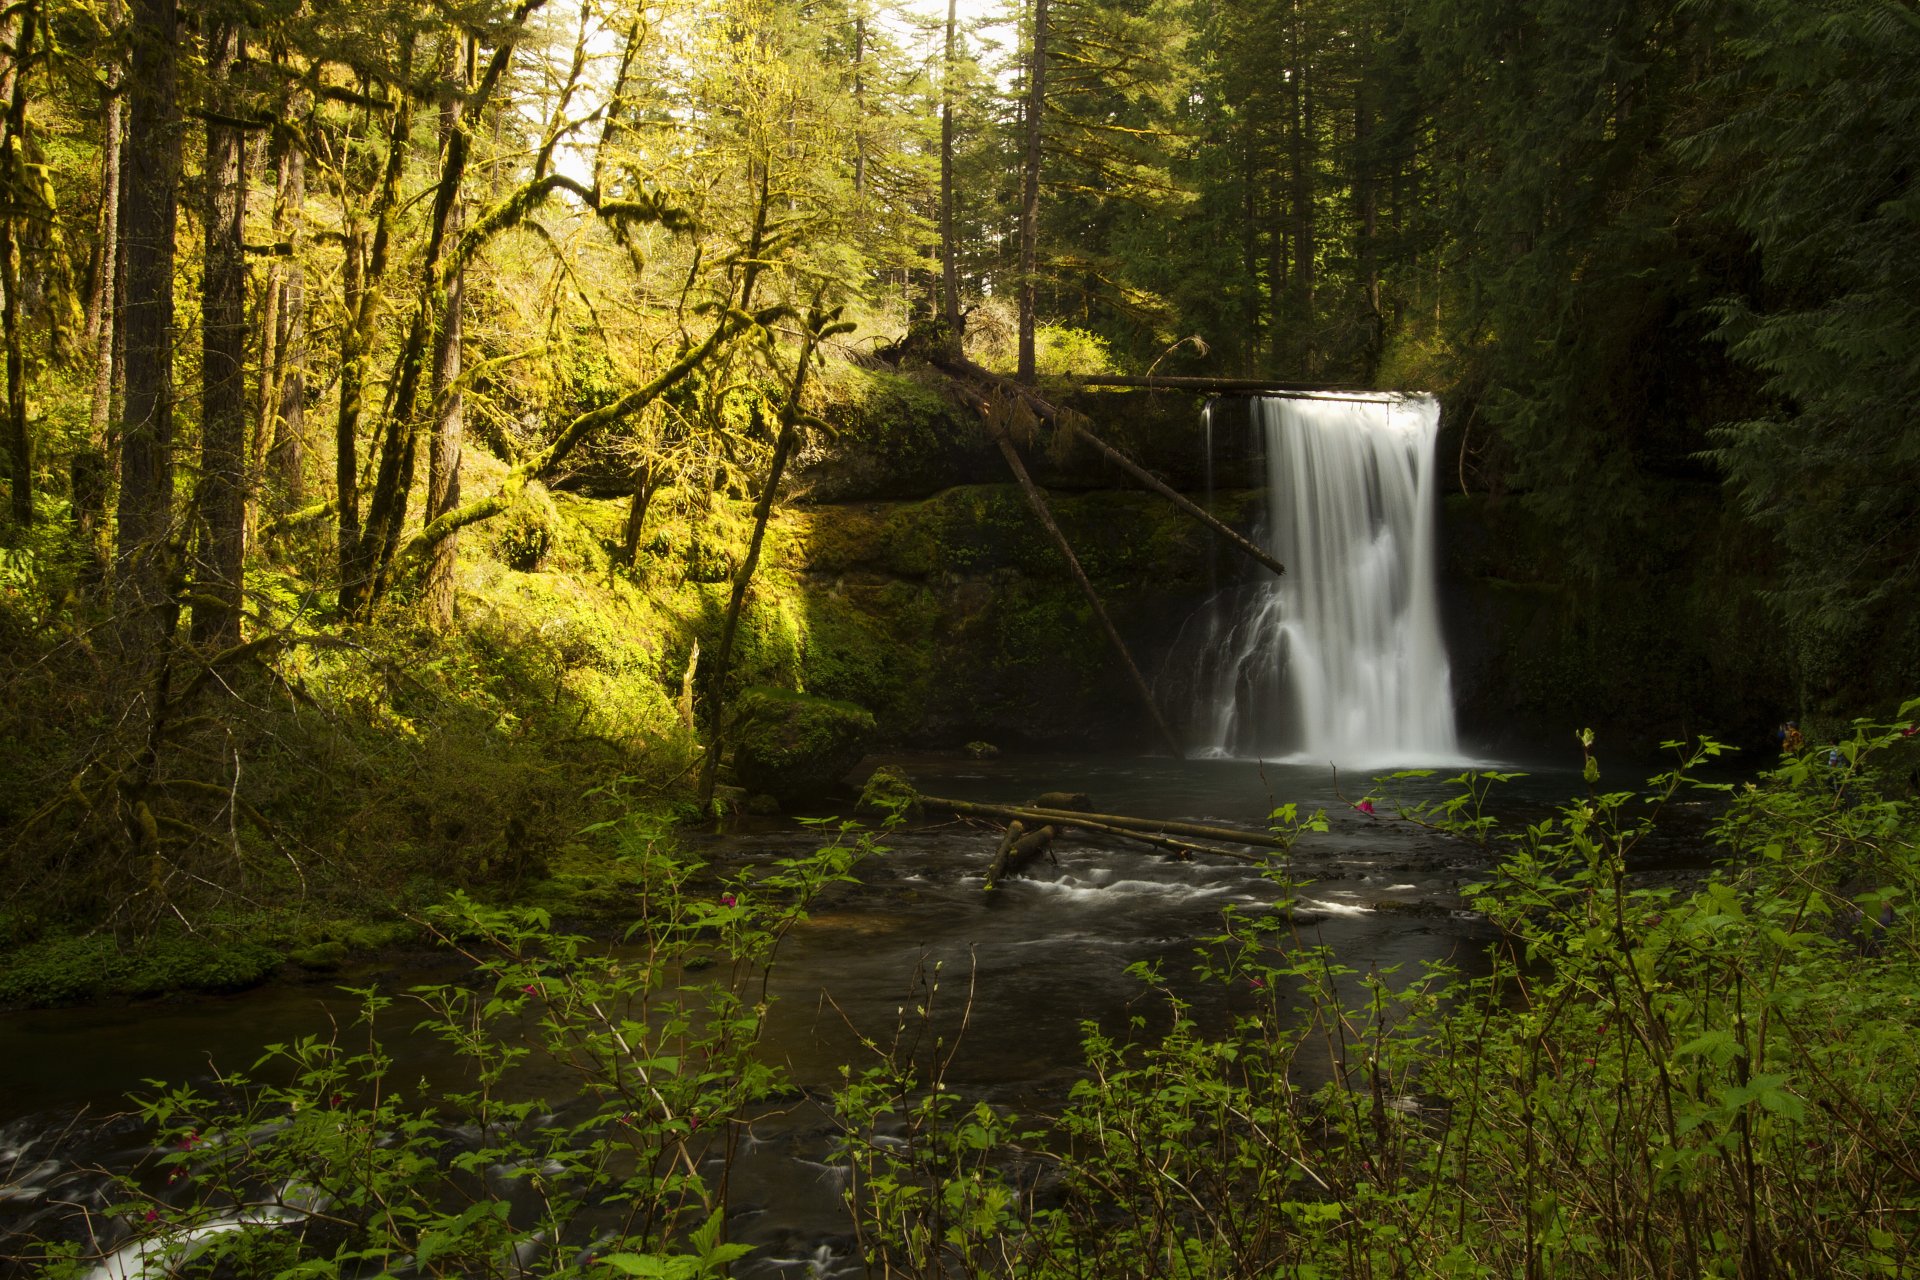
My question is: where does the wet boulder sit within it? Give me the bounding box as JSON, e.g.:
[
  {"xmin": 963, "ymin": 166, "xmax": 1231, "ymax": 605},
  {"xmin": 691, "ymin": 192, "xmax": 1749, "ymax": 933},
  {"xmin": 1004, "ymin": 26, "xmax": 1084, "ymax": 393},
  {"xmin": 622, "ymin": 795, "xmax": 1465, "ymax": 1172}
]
[{"xmin": 730, "ymin": 687, "xmax": 878, "ymax": 806}]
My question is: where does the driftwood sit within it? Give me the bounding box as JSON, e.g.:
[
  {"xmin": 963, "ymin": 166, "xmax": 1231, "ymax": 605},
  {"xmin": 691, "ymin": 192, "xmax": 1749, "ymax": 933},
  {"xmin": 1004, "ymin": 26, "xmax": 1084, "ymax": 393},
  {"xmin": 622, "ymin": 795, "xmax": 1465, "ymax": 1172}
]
[
  {"xmin": 985, "ymin": 820, "xmax": 1058, "ymax": 890},
  {"xmin": 924, "ymin": 793, "xmax": 1285, "ymax": 853}
]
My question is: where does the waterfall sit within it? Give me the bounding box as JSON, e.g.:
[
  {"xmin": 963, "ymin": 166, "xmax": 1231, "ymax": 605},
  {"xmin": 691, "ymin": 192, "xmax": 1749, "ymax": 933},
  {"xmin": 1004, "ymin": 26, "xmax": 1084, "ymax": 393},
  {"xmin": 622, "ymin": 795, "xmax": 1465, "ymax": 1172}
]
[{"xmin": 1183, "ymin": 392, "xmax": 1459, "ymax": 766}]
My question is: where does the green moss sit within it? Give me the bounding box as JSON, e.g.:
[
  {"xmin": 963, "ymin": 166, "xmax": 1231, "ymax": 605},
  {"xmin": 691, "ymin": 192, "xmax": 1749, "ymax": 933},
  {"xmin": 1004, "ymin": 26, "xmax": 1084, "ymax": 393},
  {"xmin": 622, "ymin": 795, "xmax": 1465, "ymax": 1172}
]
[
  {"xmin": 729, "ymin": 686, "xmax": 877, "ymax": 804},
  {"xmin": 0, "ymin": 932, "xmax": 281, "ymax": 1009},
  {"xmin": 857, "ymin": 765, "xmax": 921, "ymax": 819}
]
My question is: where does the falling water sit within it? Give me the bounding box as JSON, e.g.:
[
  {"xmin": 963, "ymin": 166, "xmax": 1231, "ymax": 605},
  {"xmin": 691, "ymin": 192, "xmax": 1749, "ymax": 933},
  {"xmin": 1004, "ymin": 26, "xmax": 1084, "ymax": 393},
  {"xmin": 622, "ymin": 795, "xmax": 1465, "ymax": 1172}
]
[{"xmin": 1183, "ymin": 392, "xmax": 1459, "ymax": 767}]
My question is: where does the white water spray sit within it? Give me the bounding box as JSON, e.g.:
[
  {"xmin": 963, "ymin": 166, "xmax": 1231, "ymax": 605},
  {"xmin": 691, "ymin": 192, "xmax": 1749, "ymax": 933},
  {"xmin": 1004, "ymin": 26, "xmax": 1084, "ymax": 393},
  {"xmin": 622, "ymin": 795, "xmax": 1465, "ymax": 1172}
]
[{"xmin": 1186, "ymin": 393, "xmax": 1459, "ymax": 767}]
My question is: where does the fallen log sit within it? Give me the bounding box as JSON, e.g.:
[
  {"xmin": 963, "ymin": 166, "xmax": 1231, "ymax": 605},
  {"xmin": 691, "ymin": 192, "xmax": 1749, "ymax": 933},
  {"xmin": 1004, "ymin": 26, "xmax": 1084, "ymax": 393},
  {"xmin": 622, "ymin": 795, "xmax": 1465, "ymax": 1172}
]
[
  {"xmin": 1063, "ymin": 375, "xmax": 1373, "ymax": 397},
  {"xmin": 1055, "ymin": 419, "xmax": 1286, "ymax": 579},
  {"xmin": 985, "ymin": 820, "xmax": 1058, "ymax": 890},
  {"xmin": 989, "ymin": 426, "xmax": 1185, "ymax": 757},
  {"xmin": 932, "ymin": 351, "xmax": 1286, "ymax": 583},
  {"xmin": 921, "ymin": 793, "xmax": 1287, "ymax": 852}
]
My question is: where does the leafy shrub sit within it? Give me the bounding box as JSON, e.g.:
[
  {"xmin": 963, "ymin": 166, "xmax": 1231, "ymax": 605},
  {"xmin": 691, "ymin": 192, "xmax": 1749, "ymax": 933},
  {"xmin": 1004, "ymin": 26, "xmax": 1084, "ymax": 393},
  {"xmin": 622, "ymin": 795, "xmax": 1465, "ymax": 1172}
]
[{"xmin": 836, "ymin": 712, "xmax": 1920, "ymax": 1278}]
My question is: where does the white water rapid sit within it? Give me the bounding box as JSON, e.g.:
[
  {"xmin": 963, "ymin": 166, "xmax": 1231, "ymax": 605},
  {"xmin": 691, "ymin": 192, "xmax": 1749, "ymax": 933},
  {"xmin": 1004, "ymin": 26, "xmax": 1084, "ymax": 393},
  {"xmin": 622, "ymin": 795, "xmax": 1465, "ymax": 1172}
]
[{"xmin": 1184, "ymin": 392, "xmax": 1460, "ymax": 767}]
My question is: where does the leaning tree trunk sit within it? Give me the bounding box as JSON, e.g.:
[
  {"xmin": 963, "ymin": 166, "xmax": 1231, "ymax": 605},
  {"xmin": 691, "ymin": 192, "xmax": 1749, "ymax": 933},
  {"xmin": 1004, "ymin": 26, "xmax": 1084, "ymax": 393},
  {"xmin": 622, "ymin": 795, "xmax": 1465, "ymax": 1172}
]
[
  {"xmin": 335, "ymin": 81, "xmax": 413, "ymax": 612},
  {"xmin": 190, "ymin": 19, "xmax": 248, "ymax": 648},
  {"xmin": 695, "ymin": 305, "xmax": 839, "ymax": 809},
  {"xmin": 114, "ymin": 0, "xmax": 180, "ymax": 659}
]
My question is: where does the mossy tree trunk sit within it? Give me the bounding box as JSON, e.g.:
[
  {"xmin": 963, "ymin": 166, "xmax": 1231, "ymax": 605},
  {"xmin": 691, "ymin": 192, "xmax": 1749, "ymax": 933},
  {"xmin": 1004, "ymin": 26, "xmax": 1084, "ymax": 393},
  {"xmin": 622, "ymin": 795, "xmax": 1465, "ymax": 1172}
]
[
  {"xmin": 114, "ymin": 0, "xmax": 180, "ymax": 662},
  {"xmin": 190, "ymin": 16, "xmax": 249, "ymax": 648}
]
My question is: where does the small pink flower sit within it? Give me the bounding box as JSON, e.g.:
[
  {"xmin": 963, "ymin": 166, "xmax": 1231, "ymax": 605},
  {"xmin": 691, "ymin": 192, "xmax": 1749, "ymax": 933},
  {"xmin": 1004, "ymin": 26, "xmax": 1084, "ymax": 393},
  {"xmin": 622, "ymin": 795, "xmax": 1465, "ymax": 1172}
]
[
  {"xmin": 1355, "ymin": 799, "xmax": 1375, "ymax": 815},
  {"xmin": 522, "ymin": 984, "xmax": 537, "ymax": 995},
  {"xmin": 721, "ymin": 894, "xmax": 737, "ymax": 908},
  {"xmin": 143, "ymin": 1209, "xmax": 158, "ymax": 1223},
  {"xmin": 1248, "ymin": 976, "xmax": 1266, "ymax": 989},
  {"xmin": 688, "ymin": 1114, "xmax": 702, "ymax": 1132}
]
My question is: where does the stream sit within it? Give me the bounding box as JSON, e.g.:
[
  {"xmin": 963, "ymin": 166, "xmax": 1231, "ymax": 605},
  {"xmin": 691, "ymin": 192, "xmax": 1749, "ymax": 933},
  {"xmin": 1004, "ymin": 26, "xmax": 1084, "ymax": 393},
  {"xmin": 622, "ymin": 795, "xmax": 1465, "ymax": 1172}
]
[{"xmin": 4, "ymin": 750, "xmax": 1704, "ymax": 1277}]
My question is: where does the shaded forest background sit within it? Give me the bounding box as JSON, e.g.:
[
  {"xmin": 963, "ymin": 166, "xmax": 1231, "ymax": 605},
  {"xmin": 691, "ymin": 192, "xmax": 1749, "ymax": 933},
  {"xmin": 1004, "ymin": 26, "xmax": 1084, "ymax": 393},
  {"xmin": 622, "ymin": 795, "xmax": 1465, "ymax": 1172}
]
[{"xmin": 0, "ymin": 0, "xmax": 1916, "ymax": 945}]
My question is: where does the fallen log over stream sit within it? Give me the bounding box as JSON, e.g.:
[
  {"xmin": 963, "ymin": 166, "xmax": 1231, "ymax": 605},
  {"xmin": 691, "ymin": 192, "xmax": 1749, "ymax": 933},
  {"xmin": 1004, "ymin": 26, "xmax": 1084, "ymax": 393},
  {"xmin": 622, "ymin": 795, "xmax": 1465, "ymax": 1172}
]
[{"xmin": 918, "ymin": 793, "xmax": 1284, "ymax": 861}]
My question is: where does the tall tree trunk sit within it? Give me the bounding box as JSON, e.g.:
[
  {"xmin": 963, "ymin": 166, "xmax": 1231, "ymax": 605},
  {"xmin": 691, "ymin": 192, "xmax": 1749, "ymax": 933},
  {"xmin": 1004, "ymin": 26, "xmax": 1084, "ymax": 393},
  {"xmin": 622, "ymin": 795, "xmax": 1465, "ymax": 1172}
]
[
  {"xmin": 266, "ymin": 112, "xmax": 307, "ymax": 511},
  {"xmin": 423, "ymin": 52, "xmax": 467, "ymax": 631},
  {"xmin": 1239, "ymin": 113, "xmax": 1260, "ymax": 373},
  {"xmin": 335, "ymin": 78, "xmax": 413, "ymax": 609},
  {"xmin": 351, "ymin": 8, "xmax": 542, "ymax": 614},
  {"xmin": 851, "ymin": 9, "xmax": 866, "ymax": 195},
  {"xmin": 87, "ymin": 49, "xmax": 121, "ymax": 450},
  {"xmin": 1354, "ymin": 22, "xmax": 1381, "ymax": 382},
  {"xmin": 114, "ymin": 0, "xmax": 179, "ymax": 653},
  {"xmin": 619, "ymin": 463, "xmax": 659, "ymax": 567},
  {"xmin": 0, "ymin": 3, "xmax": 37, "ymax": 527},
  {"xmin": 1266, "ymin": 157, "xmax": 1287, "ymax": 368},
  {"xmin": 1016, "ymin": 0, "xmax": 1047, "ymax": 384},
  {"xmin": 1289, "ymin": 5, "xmax": 1316, "ymax": 371},
  {"xmin": 939, "ymin": 0, "xmax": 960, "ymax": 348},
  {"xmin": 191, "ymin": 19, "xmax": 248, "ymax": 647}
]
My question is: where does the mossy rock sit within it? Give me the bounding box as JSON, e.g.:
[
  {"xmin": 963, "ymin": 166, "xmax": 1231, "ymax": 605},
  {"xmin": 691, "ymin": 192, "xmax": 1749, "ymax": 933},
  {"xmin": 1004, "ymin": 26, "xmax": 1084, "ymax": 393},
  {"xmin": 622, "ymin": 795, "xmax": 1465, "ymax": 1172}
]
[
  {"xmin": 858, "ymin": 765, "xmax": 921, "ymax": 818},
  {"xmin": 729, "ymin": 687, "xmax": 877, "ymax": 805}
]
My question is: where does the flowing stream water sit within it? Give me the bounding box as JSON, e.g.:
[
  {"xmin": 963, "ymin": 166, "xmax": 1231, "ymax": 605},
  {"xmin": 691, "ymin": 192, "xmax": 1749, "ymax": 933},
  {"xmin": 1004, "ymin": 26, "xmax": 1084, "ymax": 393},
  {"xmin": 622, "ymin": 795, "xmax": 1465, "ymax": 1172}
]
[{"xmin": 3, "ymin": 755, "xmax": 1581, "ymax": 1278}]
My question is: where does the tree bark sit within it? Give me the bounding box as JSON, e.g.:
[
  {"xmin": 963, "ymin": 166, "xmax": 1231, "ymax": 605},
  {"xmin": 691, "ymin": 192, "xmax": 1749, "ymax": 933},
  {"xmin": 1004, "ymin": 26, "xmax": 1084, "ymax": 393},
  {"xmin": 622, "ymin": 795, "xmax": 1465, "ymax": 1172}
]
[
  {"xmin": 1289, "ymin": 3, "xmax": 1315, "ymax": 370},
  {"xmin": 335, "ymin": 77, "xmax": 413, "ymax": 610},
  {"xmin": 618, "ymin": 462, "xmax": 660, "ymax": 567},
  {"xmin": 851, "ymin": 8, "xmax": 866, "ymax": 195},
  {"xmin": 1016, "ymin": 0, "xmax": 1047, "ymax": 384},
  {"xmin": 191, "ymin": 18, "xmax": 249, "ymax": 648},
  {"xmin": 0, "ymin": 2, "xmax": 38, "ymax": 527},
  {"xmin": 939, "ymin": 0, "xmax": 960, "ymax": 346},
  {"xmin": 985, "ymin": 820, "xmax": 1057, "ymax": 889},
  {"xmin": 265, "ymin": 110, "xmax": 307, "ymax": 511},
  {"xmin": 86, "ymin": 0, "xmax": 122, "ymax": 449},
  {"xmin": 351, "ymin": 7, "xmax": 545, "ymax": 615},
  {"xmin": 423, "ymin": 46, "xmax": 468, "ymax": 631},
  {"xmin": 114, "ymin": 0, "xmax": 180, "ymax": 653}
]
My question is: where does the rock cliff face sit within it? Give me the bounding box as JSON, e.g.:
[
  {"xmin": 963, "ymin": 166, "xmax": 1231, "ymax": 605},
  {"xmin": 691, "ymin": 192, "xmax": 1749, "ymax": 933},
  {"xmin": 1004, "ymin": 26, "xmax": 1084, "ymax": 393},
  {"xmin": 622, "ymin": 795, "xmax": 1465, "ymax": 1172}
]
[
  {"xmin": 771, "ymin": 376, "xmax": 1806, "ymax": 757},
  {"xmin": 777, "ymin": 483, "xmax": 1262, "ymax": 749}
]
